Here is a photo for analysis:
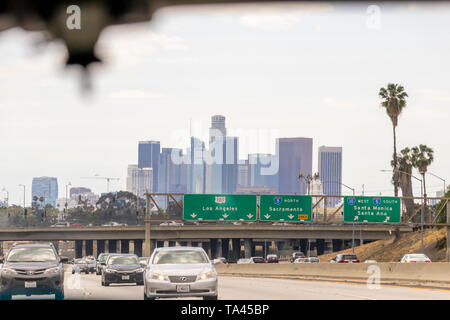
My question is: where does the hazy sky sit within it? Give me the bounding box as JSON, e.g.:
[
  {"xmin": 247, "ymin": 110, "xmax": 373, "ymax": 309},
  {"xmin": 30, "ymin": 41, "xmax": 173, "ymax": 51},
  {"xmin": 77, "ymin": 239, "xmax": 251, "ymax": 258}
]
[{"xmin": 1, "ymin": 2, "xmax": 449, "ymax": 205}]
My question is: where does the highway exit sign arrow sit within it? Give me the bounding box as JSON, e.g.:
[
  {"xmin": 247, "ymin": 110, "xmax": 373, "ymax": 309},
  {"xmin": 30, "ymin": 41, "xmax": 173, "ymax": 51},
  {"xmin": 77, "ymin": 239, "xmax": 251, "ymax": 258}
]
[
  {"xmin": 343, "ymin": 196, "xmax": 401, "ymax": 223},
  {"xmin": 183, "ymin": 194, "xmax": 257, "ymax": 221},
  {"xmin": 260, "ymin": 195, "xmax": 312, "ymax": 222}
]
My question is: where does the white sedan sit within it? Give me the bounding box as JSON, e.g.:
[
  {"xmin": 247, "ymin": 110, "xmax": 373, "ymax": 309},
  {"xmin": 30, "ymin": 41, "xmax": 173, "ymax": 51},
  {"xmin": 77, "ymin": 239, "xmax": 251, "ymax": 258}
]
[{"xmin": 400, "ymin": 253, "xmax": 431, "ymax": 263}]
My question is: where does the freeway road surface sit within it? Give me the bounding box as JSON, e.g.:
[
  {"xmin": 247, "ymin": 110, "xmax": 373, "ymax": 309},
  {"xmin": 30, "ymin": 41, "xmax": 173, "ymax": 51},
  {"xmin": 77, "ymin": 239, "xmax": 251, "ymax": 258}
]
[{"xmin": 10, "ymin": 273, "xmax": 450, "ymax": 300}]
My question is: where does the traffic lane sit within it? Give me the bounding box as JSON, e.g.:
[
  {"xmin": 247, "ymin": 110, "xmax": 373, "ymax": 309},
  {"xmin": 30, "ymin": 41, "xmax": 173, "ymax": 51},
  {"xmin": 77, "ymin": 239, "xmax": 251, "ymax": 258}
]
[{"xmin": 218, "ymin": 276, "xmax": 450, "ymax": 300}]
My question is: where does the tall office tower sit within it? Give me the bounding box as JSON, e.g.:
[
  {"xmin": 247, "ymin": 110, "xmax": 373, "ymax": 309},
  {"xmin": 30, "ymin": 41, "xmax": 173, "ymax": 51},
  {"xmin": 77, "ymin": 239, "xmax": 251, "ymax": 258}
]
[
  {"xmin": 159, "ymin": 148, "xmax": 185, "ymax": 193},
  {"xmin": 318, "ymin": 146, "xmax": 342, "ymax": 207},
  {"xmin": 138, "ymin": 141, "xmax": 160, "ymax": 192},
  {"xmin": 222, "ymin": 136, "xmax": 238, "ymax": 194},
  {"xmin": 136, "ymin": 168, "xmax": 153, "ymax": 198},
  {"xmin": 31, "ymin": 177, "xmax": 58, "ymax": 207},
  {"xmin": 238, "ymin": 160, "xmax": 249, "ymax": 187},
  {"xmin": 277, "ymin": 137, "xmax": 313, "ymax": 195},
  {"xmin": 126, "ymin": 164, "xmax": 139, "ymax": 194},
  {"xmin": 209, "ymin": 115, "xmax": 227, "ymax": 145},
  {"xmin": 248, "ymin": 153, "xmax": 278, "ymax": 191},
  {"xmin": 188, "ymin": 137, "xmax": 206, "ymax": 194},
  {"xmin": 126, "ymin": 165, "xmax": 153, "ymax": 198}
]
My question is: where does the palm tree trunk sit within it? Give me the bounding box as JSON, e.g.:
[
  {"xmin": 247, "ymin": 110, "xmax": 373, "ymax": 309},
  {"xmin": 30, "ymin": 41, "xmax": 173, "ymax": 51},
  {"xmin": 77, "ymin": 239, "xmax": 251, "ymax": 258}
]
[{"xmin": 392, "ymin": 125, "xmax": 399, "ymax": 197}]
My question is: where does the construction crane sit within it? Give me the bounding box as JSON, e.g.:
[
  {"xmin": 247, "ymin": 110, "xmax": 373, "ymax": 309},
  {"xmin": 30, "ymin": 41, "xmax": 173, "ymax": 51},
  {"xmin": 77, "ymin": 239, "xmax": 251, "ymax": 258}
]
[{"xmin": 81, "ymin": 175, "xmax": 120, "ymax": 193}]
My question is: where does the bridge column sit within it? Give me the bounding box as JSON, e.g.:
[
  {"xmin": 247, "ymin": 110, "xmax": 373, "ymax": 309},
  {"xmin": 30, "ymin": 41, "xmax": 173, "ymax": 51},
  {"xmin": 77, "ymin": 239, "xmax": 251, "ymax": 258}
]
[
  {"xmin": 202, "ymin": 242, "xmax": 210, "ymax": 256},
  {"xmin": 108, "ymin": 240, "xmax": 117, "ymax": 253},
  {"xmin": 121, "ymin": 240, "xmax": 129, "ymax": 253},
  {"xmin": 244, "ymin": 239, "xmax": 253, "ymax": 259},
  {"xmin": 75, "ymin": 240, "xmax": 83, "ymax": 258},
  {"xmin": 221, "ymin": 239, "xmax": 229, "ymax": 259},
  {"xmin": 316, "ymin": 239, "xmax": 325, "ymax": 256},
  {"xmin": 97, "ymin": 240, "xmax": 105, "ymax": 255},
  {"xmin": 299, "ymin": 239, "xmax": 308, "ymax": 255},
  {"xmin": 157, "ymin": 241, "xmax": 164, "ymax": 248},
  {"xmin": 231, "ymin": 239, "xmax": 241, "ymax": 261},
  {"xmin": 85, "ymin": 240, "xmax": 93, "ymax": 256}
]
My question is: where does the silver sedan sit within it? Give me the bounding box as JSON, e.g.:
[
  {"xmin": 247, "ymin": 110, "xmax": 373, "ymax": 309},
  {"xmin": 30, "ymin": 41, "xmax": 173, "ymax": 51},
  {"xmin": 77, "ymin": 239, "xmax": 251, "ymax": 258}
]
[{"xmin": 143, "ymin": 247, "xmax": 218, "ymax": 300}]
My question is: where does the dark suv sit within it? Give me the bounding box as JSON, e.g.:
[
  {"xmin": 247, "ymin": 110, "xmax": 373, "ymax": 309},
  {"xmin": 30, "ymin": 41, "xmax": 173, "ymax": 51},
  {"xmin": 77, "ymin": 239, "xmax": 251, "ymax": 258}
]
[{"xmin": 0, "ymin": 243, "xmax": 68, "ymax": 300}]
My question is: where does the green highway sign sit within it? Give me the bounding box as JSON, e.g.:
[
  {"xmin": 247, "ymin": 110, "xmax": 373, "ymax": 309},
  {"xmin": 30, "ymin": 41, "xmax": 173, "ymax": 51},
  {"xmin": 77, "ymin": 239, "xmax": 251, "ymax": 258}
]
[
  {"xmin": 183, "ymin": 194, "xmax": 257, "ymax": 221},
  {"xmin": 260, "ymin": 195, "xmax": 312, "ymax": 222},
  {"xmin": 343, "ymin": 196, "xmax": 401, "ymax": 223}
]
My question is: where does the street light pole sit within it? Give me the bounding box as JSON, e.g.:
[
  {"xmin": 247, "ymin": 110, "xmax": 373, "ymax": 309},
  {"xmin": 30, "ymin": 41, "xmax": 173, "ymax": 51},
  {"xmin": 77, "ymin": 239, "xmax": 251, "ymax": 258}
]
[
  {"xmin": 65, "ymin": 182, "xmax": 71, "ymax": 221},
  {"xmin": 18, "ymin": 184, "xmax": 25, "ymax": 214}
]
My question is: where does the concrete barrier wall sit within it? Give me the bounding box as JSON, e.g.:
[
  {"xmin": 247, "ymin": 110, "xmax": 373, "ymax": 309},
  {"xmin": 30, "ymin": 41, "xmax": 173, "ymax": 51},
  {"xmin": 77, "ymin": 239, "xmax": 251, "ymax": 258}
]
[{"xmin": 215, "ymin": 263, "xmax": 450, "ymax": 286}]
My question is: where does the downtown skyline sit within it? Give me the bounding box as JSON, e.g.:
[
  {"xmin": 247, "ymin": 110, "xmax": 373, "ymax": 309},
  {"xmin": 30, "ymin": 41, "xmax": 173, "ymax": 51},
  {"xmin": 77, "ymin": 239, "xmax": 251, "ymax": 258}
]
[{"xmin": 1, "ymin": 3, "xmax": 449, "ymax": 205}]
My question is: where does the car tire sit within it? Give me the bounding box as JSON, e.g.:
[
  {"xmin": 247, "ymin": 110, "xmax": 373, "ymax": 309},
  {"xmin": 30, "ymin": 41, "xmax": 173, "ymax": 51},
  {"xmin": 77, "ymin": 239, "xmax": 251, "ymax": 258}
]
[
  {"xmin": 203, "ymin": 295, "xmax": 218, "ymax": 300},
  {"xmin": 72, "ymin": 270, "xmax": 75, "ymax": 274},
  {"xmin": 104, "ymin": 281, "xmax": 110, "ymax": 287},
  {"xmin": 55, "ymin": 290, "xmax": 64, "ymax": 300},
  {"xmin": 137, "ymin": 281, "xmax": 144, "ymax": 286}
]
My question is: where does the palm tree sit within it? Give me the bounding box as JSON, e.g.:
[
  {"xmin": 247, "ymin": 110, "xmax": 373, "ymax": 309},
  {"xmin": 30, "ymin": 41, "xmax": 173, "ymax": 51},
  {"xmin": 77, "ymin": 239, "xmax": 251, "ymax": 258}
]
[
  {"xmin": 411, "ymin": 144, "xmax": 434, "ymax": 222},
  {"xmin": 379, "ymin": 83, "xmax": 408, "ymax": 196},
  {"xmin": 392, "ymin": 148, "xmax": 414, "ymax": 220}
]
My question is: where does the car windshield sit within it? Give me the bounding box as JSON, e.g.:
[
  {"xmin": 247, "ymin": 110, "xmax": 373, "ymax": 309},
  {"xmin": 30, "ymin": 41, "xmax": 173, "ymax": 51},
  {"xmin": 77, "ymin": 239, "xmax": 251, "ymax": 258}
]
[
  {"xmin": 152, "ymin": 250, "xmax": 209, "ymax": 264},
  {"xmin": 7, "ymin": 248, "xmax": 57, "ymax": 262},
  {"xmin": 409, "ymin": 254, "xmax": 428, "ymax": 259},
  {"xmin": 108, "ymin": 256, "xmax": 139, "ymax": 265},
  {"xmin": 98, "ymin": 254, "xmax": 109, "ymax": 262}
]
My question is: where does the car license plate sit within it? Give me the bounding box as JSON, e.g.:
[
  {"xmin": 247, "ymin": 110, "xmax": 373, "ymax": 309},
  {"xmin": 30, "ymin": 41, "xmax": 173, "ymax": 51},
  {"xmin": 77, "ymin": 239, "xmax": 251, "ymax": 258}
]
[
  {"xmin": 25, "ymin": 281, "xmax": 37, "ymax": 288},
  {"xmin": 122, "ymin": 275, "xmax": 130, "ymax": 280},
  {"xmin": 176, "ymin": 285, "xmax": 190, "ymax": 293}
]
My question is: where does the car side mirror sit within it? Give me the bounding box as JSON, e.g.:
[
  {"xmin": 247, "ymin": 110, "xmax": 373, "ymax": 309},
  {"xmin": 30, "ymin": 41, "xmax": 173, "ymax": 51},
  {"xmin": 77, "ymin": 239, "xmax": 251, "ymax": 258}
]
[
  {"xmin": 140, "ymin": 262, "xmax": 148, "ymax": 267},
  {"xmin": 60, "ymin": 256, "xmax": 69, "ymax": 264}
]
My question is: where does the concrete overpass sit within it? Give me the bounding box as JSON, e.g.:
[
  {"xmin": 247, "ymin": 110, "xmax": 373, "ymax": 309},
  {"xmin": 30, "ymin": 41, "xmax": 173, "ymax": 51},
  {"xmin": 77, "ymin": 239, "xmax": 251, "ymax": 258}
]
[{"xmin": 0, "ymin": 224, "xmax": 413, "ymax": 259}]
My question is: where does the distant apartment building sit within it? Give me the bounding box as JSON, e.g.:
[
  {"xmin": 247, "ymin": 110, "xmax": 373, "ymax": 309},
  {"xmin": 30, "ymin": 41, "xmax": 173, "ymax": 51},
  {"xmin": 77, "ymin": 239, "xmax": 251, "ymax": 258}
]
[
  {"xmin": 138, "ymin": 141, "xmax": 160, "ymax": 192},
  {"xmin": 277, "ymin": 137, "xmax": 313, "ymax": 195},
  {"xmin": 69, "ymin": 187, "xmax": 91, "ymax": 198},
  {"xmin": 31, "ymin": 177, "xmax": 58, "ymax": 207},
  {"xmin": 318, "ymin": 146, "xmax": 343, "ymax": 207}
]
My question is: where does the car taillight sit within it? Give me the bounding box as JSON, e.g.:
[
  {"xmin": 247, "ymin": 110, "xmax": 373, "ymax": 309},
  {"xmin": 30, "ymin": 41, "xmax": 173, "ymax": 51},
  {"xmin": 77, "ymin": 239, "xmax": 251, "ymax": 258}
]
[
  {"xmin": 426, "ymin": 260, "xmax": 431, "ymax": 263},
  {"xmin": 410, "ymin": 261, "xmax": 416, "ymax": 263},
  {"xmin": 355, "ymin": 259, "xmax": 360, "ymax": 263}
]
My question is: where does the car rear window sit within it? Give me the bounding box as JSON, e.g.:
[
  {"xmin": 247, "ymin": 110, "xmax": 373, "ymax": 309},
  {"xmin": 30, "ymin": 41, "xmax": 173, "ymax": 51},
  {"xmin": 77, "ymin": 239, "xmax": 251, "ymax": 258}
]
[
  {"xmin": 153, "ymin": 250, "xmax": 209, "ymax": 264},
  {"xmin": 343, "ymin": 255, "xmax": 358, "ymax": 260}
]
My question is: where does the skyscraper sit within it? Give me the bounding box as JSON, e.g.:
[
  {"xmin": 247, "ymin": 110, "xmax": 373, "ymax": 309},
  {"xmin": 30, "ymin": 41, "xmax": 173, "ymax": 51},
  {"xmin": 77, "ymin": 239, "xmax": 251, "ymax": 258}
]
[
  {"xmin": 126, "ymin": 164, "xmax": 153, "ymax": 198},
  {"xmin": 138, "ymin": 141, "xmax": 160, "ymax": 192},
  {"xmin": 31, "ymin": 177, "xmax": 58, "ymax": 207},
  {"xmin": 248, "ymin": 153, "xmax": 278, "ymax": 191},
  {"xmin": 209, "ymin": 115, "xmax": 226, "ymax": 145},
  {"xmin": 159, "ymin": 148, "xmax": 186, "ymax": 193},
  {"xmin": 188, "ymin": 137, "xmax": 206, "ymax": 194},
  {"xmin": 318, "ymin": 146, "xmax": 342, "ymax": 207},
  {"xmin": 222, "ymin": 136, "xmax": 238, "ymax": 194},
  {"xmin": 277, "ymin": 137, "xmax": 313, "ymax": 195},
  {"xmin": 238, "ymin": 159, "xmax": 249, "ymax": 187}
]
